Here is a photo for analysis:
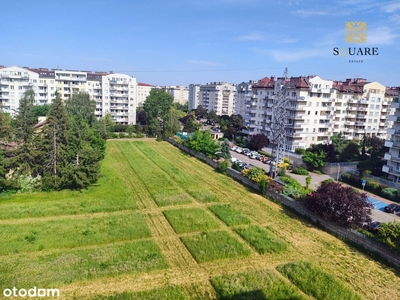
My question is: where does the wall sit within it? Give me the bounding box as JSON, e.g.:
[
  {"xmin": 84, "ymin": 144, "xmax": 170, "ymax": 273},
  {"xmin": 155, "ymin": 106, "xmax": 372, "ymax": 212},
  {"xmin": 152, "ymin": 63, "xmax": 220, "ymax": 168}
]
[{"xmin": 166, "ymin": 137, "xmax": 400, "ymax": 268}]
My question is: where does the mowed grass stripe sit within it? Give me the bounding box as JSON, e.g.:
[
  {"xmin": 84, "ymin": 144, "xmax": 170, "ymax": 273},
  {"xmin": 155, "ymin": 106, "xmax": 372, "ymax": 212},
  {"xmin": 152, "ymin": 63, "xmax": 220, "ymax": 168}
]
[
  {"xmin": 134, "ymin": 142, "xmax": 220, "ymax": 203},
  {"xmin": 115, "ymin": 142, "xmax": 192, "ymax": 207},
  {"xmin": 90, "ymin": 285, "xmax": 188, "ymax": 300},
  {"xmin": 0, "ymin": 142, "xmax": 140, "ymax": 220},
  {"xmin": 208, "ymin": 204, "xmax": 251, "ymax": 226},
  {"xmin": 0, "ymin": 240, "xmax": 168, "ymax": 289},
  {"xmin": 0, "ymin": 212, "xmax": 150, "ymax": 255}
]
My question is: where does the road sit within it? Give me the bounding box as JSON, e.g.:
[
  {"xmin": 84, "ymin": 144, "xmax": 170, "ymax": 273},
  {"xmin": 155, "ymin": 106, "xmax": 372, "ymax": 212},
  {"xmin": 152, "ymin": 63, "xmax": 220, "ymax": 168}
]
[{"xmin": 229, "ymin": 149, "xmax": 399, "ymax": 224}]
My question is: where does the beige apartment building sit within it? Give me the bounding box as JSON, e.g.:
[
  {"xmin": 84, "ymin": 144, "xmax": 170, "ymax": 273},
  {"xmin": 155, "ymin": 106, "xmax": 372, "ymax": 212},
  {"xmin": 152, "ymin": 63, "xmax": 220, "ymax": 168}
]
[
  {"xmin": 247, "ymin": 75, "xmax": 393, "ymax": 151},
  {"xmin": 198, "ymin": 82, "xmax": 236, "ymax": 116},
  {"xmin": 0, "ymin": 66, "xmax": 138, "ymax": 124}
]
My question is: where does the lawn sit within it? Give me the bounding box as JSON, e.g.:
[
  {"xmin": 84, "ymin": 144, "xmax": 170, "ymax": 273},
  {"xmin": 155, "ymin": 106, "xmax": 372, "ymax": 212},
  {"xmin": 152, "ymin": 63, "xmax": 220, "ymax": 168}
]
[{"xmin": 0, "ymin": 140, "xmax": 398, "ymax": 299}]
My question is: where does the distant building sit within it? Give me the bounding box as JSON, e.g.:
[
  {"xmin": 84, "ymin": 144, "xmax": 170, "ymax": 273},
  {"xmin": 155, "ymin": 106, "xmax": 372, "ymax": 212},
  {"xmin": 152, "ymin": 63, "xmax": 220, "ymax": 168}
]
[
  {"xmin": 164, "ymin": 85, "xmax": 189, "ymax": 105},
  {"xmin": 199, "ymin": 82, "xmax": 236, "ymax": 115},
  {"xmin": 137, "ymin": 82, "xmax": 155, "ymax": 107},
  {"xmin": 382, "ymin": 87, "xmax": 400, "ymax": 182},
  {"xmin": 188, "ymin": 84, "xmax": 201, "ymax": 111}
]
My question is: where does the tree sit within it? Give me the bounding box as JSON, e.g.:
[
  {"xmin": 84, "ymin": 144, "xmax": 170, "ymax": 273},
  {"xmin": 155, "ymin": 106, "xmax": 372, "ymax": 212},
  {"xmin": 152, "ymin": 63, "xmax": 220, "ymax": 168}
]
[
  {"xmin": 248, "ymin": 134, "xmax": 268, "ymax": 151},
  {"xmin": 137, "ymin": 109, "xmax": 147, "ymax": 126},
  {"xmin": 208, "ymin": 110, "xmax": 219, "ymax": 123},
  {"xmin": 305, "ymin": 181, "xmax": 373, "ymax": 228},
  {"xmin": 31, "ymin": 104, "xmax": 50, "ymax": 117},
  {"xmin": 65, "ymin": 91, "xmax": 96, "ymax": 126},
  {"xmin": 377, "ymin": 221, "xmax": 400, "ymax": 251},
  {"xmin": 219, "ymin": 139, "xmax": 231, "ymax": 159},
  {"xmin": 229, "ymin": 114, "xmax": 243, "ymax": 131},
  {"xmin": 8, "ymin": 90, "xmax": 42, "ymax": 176},
  {"xmin": 367, "ymin": 135, "xmax": 385, "ymax": 155},
  {"xmin": 339, "ymin": 142, "xmax": 360, "ymax": 161},
  {"xmin": 183, "ymin": 130, "xmax": 220, "ymax": 157},
  {"xmin": 163, "ymin": 108, "xmax": 183, "ymax": 137},
  {"xmin": 194, "ymin": 105, "xmax": 207, "ymax": 118},
  {"xmin": 41, "ymin": 92, "xmax": 70, "ymax": 188},
  {"xmin": 302, "ymin": 150, "xmax": 327, "ymax": 170},
  {"xmin": 143, "ymin": 89, "xmax": 174, "ymax": 137}
]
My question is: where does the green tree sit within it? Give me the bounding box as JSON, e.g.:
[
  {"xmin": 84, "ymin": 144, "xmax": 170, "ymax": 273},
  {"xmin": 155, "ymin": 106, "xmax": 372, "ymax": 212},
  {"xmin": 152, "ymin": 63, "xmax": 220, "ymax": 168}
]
[
  {"xmin": 302, "ymin": 150, "xmax": 327, "ymax": 170},
  {"xmin": 163, "ymin": 108, "xmax": 183, "ymax": 137},
  {"xmin": 183, "ymin": 130, "xmax": 220, "ymax": 157},
  {"xmin": 65, "ymin": 91, "xmax": 96, "ymax": 126},
  {"xmin": 31, "ymin": 104, "xmax": 50, "ymax": 117},
  {"xmin": 143, "ymin": 89, "xmax": 174, "ymax": 137},
  {"xmin": 208, "ymin": 110, "xmax": 219, "ymax": 123},
  {"xmin": 194, "ymin": 105, "xmax": 207, "ymax": 118},
  {"xmin": 9, "ymin": 90, "xmax": 42, "ymax": 175},
  {"xmin": 219, "ymin": 139, "xmax": 231, "ymax": 159},
  {"xmin": 41, "ymin": 92, "xmax": 70, "ymax": 188},
  {"xmin": 182, "ymin": 115, "xmax": 201, "ymax": 133},
  {"xmin": 339, "ymin": 142, "xmax": 360, "ymax": 161}
]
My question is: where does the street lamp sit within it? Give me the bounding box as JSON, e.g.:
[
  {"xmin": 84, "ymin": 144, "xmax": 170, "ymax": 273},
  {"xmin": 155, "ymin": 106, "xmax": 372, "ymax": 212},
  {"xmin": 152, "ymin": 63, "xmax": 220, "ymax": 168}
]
[{"xmin": 336, "ymin": 164, "xmax": 340, "ymax": 181}]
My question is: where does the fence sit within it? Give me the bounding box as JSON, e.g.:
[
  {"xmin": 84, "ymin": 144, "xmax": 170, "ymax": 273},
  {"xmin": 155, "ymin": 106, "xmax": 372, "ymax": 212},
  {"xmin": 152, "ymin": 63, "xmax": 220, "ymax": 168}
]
[
  {"xmin": 344, "ymin": 170, "xmax": 400, "ymax": 189},
  {"xmin": 165, "ymin": 137, "xmax": 400, "ymax": 269}
]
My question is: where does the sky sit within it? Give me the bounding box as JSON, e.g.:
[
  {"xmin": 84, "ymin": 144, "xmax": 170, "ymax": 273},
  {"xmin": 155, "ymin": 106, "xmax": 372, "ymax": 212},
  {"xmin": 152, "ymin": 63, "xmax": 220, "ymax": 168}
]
[{"xmin": 1, "ymin": 0, "xmax": 400, "ymax": 87}]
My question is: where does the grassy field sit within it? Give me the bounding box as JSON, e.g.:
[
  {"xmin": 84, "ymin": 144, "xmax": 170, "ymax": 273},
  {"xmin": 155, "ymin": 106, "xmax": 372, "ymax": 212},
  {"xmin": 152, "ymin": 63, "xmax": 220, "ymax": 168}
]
[{"xmin": 0, "ymin": 140, "xmax": 399, "ymax": 299}]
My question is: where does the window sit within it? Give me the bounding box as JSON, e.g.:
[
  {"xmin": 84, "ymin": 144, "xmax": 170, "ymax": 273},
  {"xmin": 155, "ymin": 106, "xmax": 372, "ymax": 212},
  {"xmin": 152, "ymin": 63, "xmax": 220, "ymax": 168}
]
[
  {"xmin": 316, "ymin": 102, "xmax": 319, "ymax": 106},
  {"xmin": 313, "ymin": 128, "xmax": 316, "ymax": 132},
  {"xmin": 315, "ymin": 111, "xmax": 318, "ymax": 115},
  {"xmin": 308, "ymin": 111, "xmax": 310, "ymax": 115}
]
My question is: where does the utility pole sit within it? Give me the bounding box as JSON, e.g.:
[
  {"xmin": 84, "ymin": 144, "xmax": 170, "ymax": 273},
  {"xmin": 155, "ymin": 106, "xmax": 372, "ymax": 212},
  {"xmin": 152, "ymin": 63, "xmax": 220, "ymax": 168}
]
[
  {"xmin": 53, "ymin": 125, "xmax": 57, "ymax": 185},
  {"xmin": 269, "ymin": 68, "xmax": 289, "ymax": 178}
]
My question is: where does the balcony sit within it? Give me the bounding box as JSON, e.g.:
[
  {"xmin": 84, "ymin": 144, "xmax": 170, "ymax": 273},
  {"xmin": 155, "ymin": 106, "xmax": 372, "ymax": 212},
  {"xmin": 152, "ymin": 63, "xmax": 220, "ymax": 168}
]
[
  {"xmin": 384, "ymin": 165, "xmax": 400, "ymax": 176},
  {"xmin": 356, "ymin": 114, "xmax": 366, "ymax": 119},
  {"xmin": 387, "ymin": 128, "xmax": 400, "ymax": 136},
  {"xmin": 357, "ymin": 107, "xmax": 367, "ymax": 111},
  {"xmin": 388, "ymin": 115, "xmax": 399, "ymax": 122},
  {"xmin": 391, "ymin": 102, "xmax": 400, "ymax": 109},
  {"xmin": 384, "ymin": 153, "xmax": 391, "ymax": 161}
]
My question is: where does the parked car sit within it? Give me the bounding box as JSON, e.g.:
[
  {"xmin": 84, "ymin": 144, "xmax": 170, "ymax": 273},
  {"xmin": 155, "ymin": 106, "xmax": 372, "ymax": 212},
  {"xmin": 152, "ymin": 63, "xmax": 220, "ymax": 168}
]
[
  {"xmin": 231, "ymin": 157, "xmax": 239, "ymax": 163},
  {"xmin": 249, "ymin": 152, "xmax": 259, "ymax": 159},
  {"xmin": 256, "ymin": 155, "xmax": 264, "ymax": 161},
  {"xmin": 384, "ymin": 203, "xmax": 400, "ymax": 214},
  {"xmin": 363, "ymin": 221, "xmax": 381, "ymax": 234},
  {"xmin": 231, "ymin": 146, "xmax": 238, "ymax": 151},
  {"xmin": 242, "ymin": 148, "xmax": 250, "ymax": 155},
  {"xmin": 235, "ymin": 147, "xmax": 243, "ymax": 154}
]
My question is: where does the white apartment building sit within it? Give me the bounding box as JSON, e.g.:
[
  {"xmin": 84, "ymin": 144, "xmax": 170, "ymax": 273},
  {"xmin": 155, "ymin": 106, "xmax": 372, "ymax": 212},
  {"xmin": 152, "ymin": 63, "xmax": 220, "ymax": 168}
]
[
  {"xmin": 165, "ymin": 85, "xmax": 189, "ymax": 105},
  {"xmin": 198, "ymin": 82, "xmax": 236, "ymax": 115},
  {"xmin": 247, "ymin": 75, "xmax": 393, "ymax": 151},
  {"xmin": 235, "ymin": 80, "xmax": 258, "ymax": 119},
  {"xmin": 382, "ymin": 87, "xmax": 400, "ymax": 182},
  {"xmin": 0, "ymin": 66, "xmax": 138, "ymax": 125},
  {"xmin": 188, "ymin": 84, "xmax": 201, "ymax": 111}
]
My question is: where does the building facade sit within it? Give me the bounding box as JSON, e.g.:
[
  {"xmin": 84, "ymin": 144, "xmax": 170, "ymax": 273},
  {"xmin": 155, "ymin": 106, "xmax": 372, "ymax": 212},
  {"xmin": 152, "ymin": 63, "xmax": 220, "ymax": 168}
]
[
  {"xmin": 165, "ymin": 85, "xmax": 189, "ymax": 105},
  {"xmin": 188, "ymin": 84, "xmax": 201, "ymax": 111},
  {"xmin": 137, "ymin": 82, "xmax": 155, "ymax": 107},
  {"xmin": 382, "ymin": 87, "xmax": 400, "ymax": 182},
  {"xmin": 248, "ymin": 75, "xmax": 394, "ymax": 151},
  {"xmin": 0, "ymin": 66, "xmax": 138, "ymax": 124},
  {"xmin": 198, "ymin": 82, "xmax": 236, "ymax": 115}
]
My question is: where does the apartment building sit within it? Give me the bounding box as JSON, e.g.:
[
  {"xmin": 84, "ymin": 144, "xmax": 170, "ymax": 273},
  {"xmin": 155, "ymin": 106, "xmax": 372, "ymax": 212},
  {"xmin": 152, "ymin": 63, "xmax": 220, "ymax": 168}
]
[
  {"xmin": 188, "ymin": 84, "xmax": 201, "ymax": 110},
  {"xmin": 235, "ymin": 80, "xmax": 258, "ymax": 119},
  {"xmin": 247, "ymin": 75, "xmax": 393, "ymax": 151},
  {"xmin": 197, "ymin": 82, "xmax": 236, "ymax": 115},
  {"xmin": 0, "ymin": 66, "xmax": 138, "ymax": 124},
  {"xmin": 382, "ymin": 87, "xmax": 400, "ymax": 182},
  {"xmin": 165, "ymin": 85, "xmax": 189, "ymax": 105}
]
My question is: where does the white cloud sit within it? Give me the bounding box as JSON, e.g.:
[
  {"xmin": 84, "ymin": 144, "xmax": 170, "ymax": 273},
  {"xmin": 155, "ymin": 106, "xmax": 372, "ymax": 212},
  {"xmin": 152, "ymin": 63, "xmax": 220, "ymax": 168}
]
[
  {"xmin": 186, "ymin": 60, "xmax": 222, "ymax": 66},
  {"xmin": 235, "ymin": 33, "xmax": 263, "ymax": 41},
  {"xmin": 367, "ymin": 27, "xmax": 400, "ymax": 44},
  {"xmin": 389, "ymin": 14, "xmax": 400, "ymax": 24},
  {"xmin": 293, "ymin": 9, "xmax": 331, "ymax": 17},
  {"xmin": 381, "ymin": 2, "xmax": 400, "ymax": 13}
]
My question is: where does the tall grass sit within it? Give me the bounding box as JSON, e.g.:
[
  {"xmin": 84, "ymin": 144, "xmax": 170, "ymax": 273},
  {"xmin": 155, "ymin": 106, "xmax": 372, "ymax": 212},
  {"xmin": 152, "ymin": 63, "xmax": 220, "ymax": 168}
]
[
  {"xmin": 180, "ymin": 231, "xmax": 251, "ymax": 263},
  {"xmin": 0, "ymin": 212, "xmax": 150, "ymax": 255},
  {"xmin": 234, "ymin": 225, "xmax": 288, "ymax": 254},
  {"xmin": 163, "ymin": 208, "xmax": 220, "ymax": 234},
  {"xmin": 211, "ymin": 269, "xmax": 307, "ymax": 300},
  {"xmin": 277, "ymin": 261, "xmax": 361, "ymax": 300},
  {"xmin": 0, "ymin": 240, "xmax": 168, "ymax": 288},
  {"xmin": 208, "ymin": 204, "xmax": 251, "ymax": 226}
]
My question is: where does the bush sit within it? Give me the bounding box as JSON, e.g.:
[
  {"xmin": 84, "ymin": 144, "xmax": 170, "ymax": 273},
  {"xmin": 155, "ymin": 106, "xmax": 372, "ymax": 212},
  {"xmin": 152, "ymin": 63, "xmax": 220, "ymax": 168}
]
[
  {"xmin": 231, "ymin": 162, "xmax": 241, "ymax": 172},
  {"xmin": 218, "ymin": 160, "xmax": 229, "ymax": 174},
  {"xmin": 295, "ymin": 148, "xmax": 306, "ymax": 155},
  {"xmin": 291, "ymin": 167, "xmax": 309, "ymax": 175},
  {"xmin": 381, "ymin": 188, "xmax": 400, "ymax": 202},
  {"xmin": 305, "ymin": 181, "xmax": 373, "ymax": 228}
]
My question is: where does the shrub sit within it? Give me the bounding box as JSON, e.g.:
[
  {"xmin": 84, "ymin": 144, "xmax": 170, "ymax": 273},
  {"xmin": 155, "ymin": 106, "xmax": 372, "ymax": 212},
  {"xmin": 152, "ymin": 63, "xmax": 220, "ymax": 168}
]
[
  {"xmin": 305, "ymin": 181, "xmax": 373, "ymax": 228},
  {"xmin": 376, "ymin": 221, "xmax": 400, "ymax": 252},
  {"xmin": 292, "ymin": 167, "xmax": 309, "ymax": 175},
  {"xmin": 381, "ymin": 188, "xmax": 400, "ymax": 202},
  {"xmin": 242, "ymin": 167, "xmax": 270, "ymax": 184},
  {"xmin": 218, "ymin": 160, "xmax": 229, "ymax": 174},
  {"xmin": 268, "ymin": 180, "xmax": 284, "ymax": 193},
  {"xmin": 295, "ymin": 148, "xmax": 306, "ymax": 155},
  {"xmin": 231, "ymin": 162, "xmax": 241, "ymax": 172},
  {"xmin": 305, "ymin": 176, "xmax": 311, "ymax": 189}
]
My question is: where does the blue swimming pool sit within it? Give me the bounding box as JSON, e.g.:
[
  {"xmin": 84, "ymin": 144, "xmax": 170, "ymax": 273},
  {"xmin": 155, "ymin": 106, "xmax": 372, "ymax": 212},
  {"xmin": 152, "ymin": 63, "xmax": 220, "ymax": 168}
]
[{"xmin": 368, "ymin": 197, "xmax": 388, "ymax": 211}]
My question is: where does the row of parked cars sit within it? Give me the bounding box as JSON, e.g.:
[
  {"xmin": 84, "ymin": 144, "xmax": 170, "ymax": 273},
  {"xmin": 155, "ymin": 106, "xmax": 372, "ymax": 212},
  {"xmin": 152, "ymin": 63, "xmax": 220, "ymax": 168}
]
[{"xmin": 363, "ymin": 204, "xmax": 400, "ymax": 234}]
